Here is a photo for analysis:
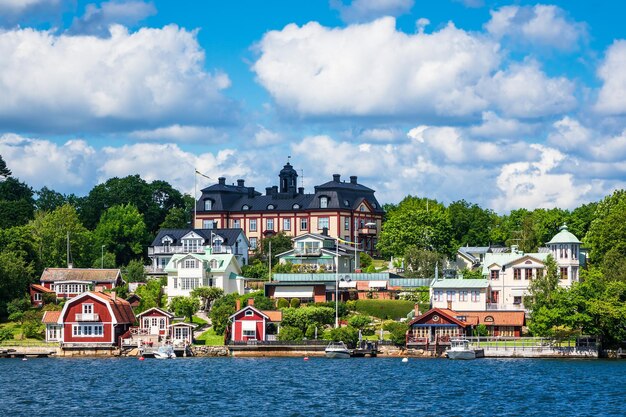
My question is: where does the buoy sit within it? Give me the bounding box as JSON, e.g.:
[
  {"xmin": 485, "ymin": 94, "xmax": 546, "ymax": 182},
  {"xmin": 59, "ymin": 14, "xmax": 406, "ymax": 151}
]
[
  {"xmin": 22, "ymin": 358, "xmax": 27, "ymax": 361},
  {"xmin": 304, "ymin": 357, "xmax": 309, "ymax": 361},
  {"xmin": 402, "ymin": 357, "xmax": 408, "ymax": 363},
  {"xmin": 139, "ymin": 357, "xmax": 145, "ymax": 361}
]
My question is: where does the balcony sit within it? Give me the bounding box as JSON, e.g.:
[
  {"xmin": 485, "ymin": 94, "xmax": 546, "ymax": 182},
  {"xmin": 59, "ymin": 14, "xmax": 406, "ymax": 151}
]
[
  {"xmin": 294, "ymin": 248, "xmax": 322, "ymax": 256},
  {"xmin": 357, "ymin": 227, "xmax": 377, "ymax": 235},
  {"xmin": 75, "ymin": 313, "xmax": 100, "ymax": 321},
  {"xmin": 486, "ymin": 303, "xmax": 525, "ymax": 311},
  {"xmin": 148, "ymin": 245, "xmax": 234, "ymax": 255}
]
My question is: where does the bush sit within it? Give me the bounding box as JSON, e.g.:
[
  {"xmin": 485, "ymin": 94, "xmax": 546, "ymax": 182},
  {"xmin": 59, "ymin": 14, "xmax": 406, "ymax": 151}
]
[
  {"xmin": 289, "ymin": 298, "xmax": 300, "ymax": 308},
  {"xmin": 383, "ymin": 321, "xmax": 409, "ymax": 346},
  {"xmin": 475, "ymin": 324, "xmax": 489, "ymax": 337},
  {"xmin": 276, "ymin": 298, "xmax": 289, "ymax": 309},
  {"xmin": 22, "ymin": 321, "xmax": 43, "ymax": 339},
  {"xmin": 326, "ymin": 326, "xmax": 359, "ymax": 348},
  {"xmin": 281, "ymin": 306, "xmax": 335, "ymax": 332},
  {"xmin": 305, "ymin": 324, "xmax": 321, "ymax": 339},
  {"xmin": 278, "ymin": 326, "xmax": 304, "ymax": 341},
  {"xmin": 354, "ymin": 299, "xmax": 415, "ymax": 320},
  {"xmin": 0, "ymin": 327, "xmax": 13, "ymax": 342},
  {"xmin": 315, "ymin": 301, "xmax": 349, "ymax": 318},
  {"xmin": 348, "ymin": 314, "xmax": 371, "ymax": 330}
]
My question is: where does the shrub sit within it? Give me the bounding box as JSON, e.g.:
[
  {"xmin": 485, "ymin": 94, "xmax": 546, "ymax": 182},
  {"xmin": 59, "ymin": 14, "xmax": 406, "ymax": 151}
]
[
  {"xmin": 0, "ymin": 327, "xmax": 13, "ymax": 342},
  {"xmin": 475, "ymin": 324, "xmax": 489, "ymax": 337},
  {"xmin": 383, "ymin": 321, "xmax": 409, "ymax": 346},
  {"xmin": 289, "ymin": 298, "xmax": 300, "ymax": 308},
  {"xmin": 276, "ymin": 298, "xmax": 289, "ymax": 309},
  {"xmin": 278, "ymin": 326, "xmax": 304, "ymax": 341},
  {"xmin": 315, "ymin": 301, "xmax": 349, "ymax": 318},
  {"xmin": 305, "ymin": 324, "xmax": 321, "ymax": 339},
  {"xmin": 354, "ymin": 299, "xmax": 415, "ymax": 320},
  {"xmin": 348, "ymin": 314, "xmax": 371, "ymax": 330},
  {"xmin": 326, "ymin": 326, "xmax": 359, "ymax": 348},
  {"xmin": 281, "ymin": 306, "xmax": 335, "ymax": 332},
  {"xmin": 22, "ymin": 321, "xmax": 43, "ymax": 339}
]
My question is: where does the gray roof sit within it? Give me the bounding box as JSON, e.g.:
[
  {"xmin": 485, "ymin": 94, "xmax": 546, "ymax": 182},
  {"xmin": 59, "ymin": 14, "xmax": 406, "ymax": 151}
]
[
  {"xmin": 546, "ymin": 224, "xmax": 581, "ymax": 244},
  {"xmin": 431, "ymin": 279, "xmax": 489, "ymax": 289},
  {"xmin": 150, "ymin": 228, "xmax": 245, "ymax": 247}
]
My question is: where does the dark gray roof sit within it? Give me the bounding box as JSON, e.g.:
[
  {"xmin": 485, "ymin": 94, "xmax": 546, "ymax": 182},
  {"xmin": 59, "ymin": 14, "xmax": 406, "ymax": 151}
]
[{"xmin": 150, "ymin": 228, "xmax": 245, "ymax": 246}]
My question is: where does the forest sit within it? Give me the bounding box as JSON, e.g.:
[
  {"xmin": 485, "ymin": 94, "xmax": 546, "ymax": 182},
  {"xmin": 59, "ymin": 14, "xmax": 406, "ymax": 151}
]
[{"xmin": 1, "ymin": 154, "xmax": 626, "ymax": 345}]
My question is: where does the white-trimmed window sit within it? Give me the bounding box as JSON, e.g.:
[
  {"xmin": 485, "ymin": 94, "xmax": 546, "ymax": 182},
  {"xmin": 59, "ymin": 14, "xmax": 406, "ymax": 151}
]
[
  {"xmin": 174, "ymin": 327, "xmax": 189, "ymax": 340},
  {"xmin": 160, "ymin": 318, "xmax": 166, "ymax": 330},
  {"xmin": 203, "ymin": 220, "xmax": 214, "ymax": 229},
  {"xmin": 471, "ymin": 290, "xmax": 480, "ymax": 302},
  {"xmin": 344, "ymin": 217, "xmax": 349, "ymax": 230},
  {"xmin": 300, "ymin": 218, "xmax": 308, "ymax": 230},
  {"xmin": 250, "ymin": 219, "xmax": 257, "ymax": 232},
  {"xmin": 513, "ymin": 269, "xmax": 521, "ymax": 280},
  {"xmin": 245, "ymin": 310, "xmax": 254, "ymax": 316},
  {"xmin": 83, "ymin": 304, "xmax": 93, "ymax": 314},
  {"xmin": 233, "ymin": 219, "xmax": 240, "ymax": 228},
  {"xmin": 320, "ymin": 196, "xmax": 328, "ymax": 208},
  {"xmin": 183, "ymin": 259, "xmax": 197, "ymax": 269},
  {"xmin": 490, "ymin": 270, "xmax": 499, "ymax": 280},
  {"xmin": 204, "ymin": 200, "xmax": 212, "ymax": 211},
  {"xmin": 446, "ymin": 291, "xmax": 455, "ymax": 302},
  {"xmin": 267, "ymin": 218, "xmax": 274, "ymax": 230},
  {"xmin": 250, "ymin": 237, "xmax": 257, "ymax": 249},
  {"xmin": 72, "ymin": 324, "xmax": 104, "ymax": 337},
  {"xmin": 433, "ymin": 290, "xmax": 443, "ymax": 302},
  {"xmin": 459, "ymin": 291, "xmax": 468, "ymax": 302},
  {"xmin": 34, "ymin": 293, "xmax": 42, "ymax": 301},
  {"xmin": 513, "ymin": 296, "xmax": 522, "ymax": 305},
  {"xmin": 525, "ymin": 269, "xmax": 532, "ymax": 280},
  {"xmin": 283, "ymin": 218, "xmax": 291, "ymax": 231},
  {"xmin": 318, "ymin": 217, "xmax": 329, "ymax": 230}
]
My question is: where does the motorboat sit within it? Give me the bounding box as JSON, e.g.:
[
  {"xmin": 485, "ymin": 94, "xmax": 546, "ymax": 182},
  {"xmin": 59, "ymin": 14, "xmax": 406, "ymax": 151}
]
[
  {"xmin": 325, "ymin": 341, "xmax": 351, "ymax": 359},
  {"xmin": 446, "ymin": 338, "xmax": 478, "ymax": 360},
  {"xmin": 153, "ymin": 345, "xmax": 176, "ymax": 359}
]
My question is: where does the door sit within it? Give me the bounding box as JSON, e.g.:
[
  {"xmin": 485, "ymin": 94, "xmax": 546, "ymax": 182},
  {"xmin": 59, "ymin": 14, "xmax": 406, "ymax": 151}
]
[
  {"xmin": 491, "ymin": 290, "xmax": 499, "ymax": 304},
  {"xmin": 150, "ymin": 317, "xmax": 159, "ymax": 335}
]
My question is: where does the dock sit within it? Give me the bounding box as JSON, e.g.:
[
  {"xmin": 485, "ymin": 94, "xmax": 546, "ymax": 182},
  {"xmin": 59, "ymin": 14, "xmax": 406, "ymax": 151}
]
[
  {"xmin": 350, "ymin": 341, "xmax": 379, "ymax": 357},
  {"xmin": 0, "ymin": 346, "xmax": 58, "ymax": 358}
]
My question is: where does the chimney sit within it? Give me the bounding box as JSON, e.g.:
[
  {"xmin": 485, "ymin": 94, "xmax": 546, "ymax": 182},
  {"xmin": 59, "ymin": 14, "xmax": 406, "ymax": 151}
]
[
  {"xmin": 350, "ymin": 176, "xmax": 357, "ymax": 184},
  {"xmin": 414, "ymin": 304, "xmax": 420, "ymax": 318},
  {"xmin": 218, "ymin": 177, "xmax": 226, "ymax": 185},
  {"xmin": 237, "ymin": 179, "xmax": 245, "ymax": 187},
  {"xmin": 266, "ymin": 186, "xmax": 273, "ymax": 196},
  {"xmin": 272, "ymin": 186, "xmax": 278, "ymax": 196},
  {"xmin": 248, "ymin": 187, "xmax": 256, "ymax": 198},
  {"xmin": 298, "ymin": 187, "xmax": 304, "ymax": 195},
  {"xmin": 247, "ymin": 298, "xmax": 255, "ymax": 307},
  {"xmin": 333, "ymin": 174, "xmax": 341, "ymax": 182},
  {"xmin": 111, "ymin": 291, "xmax": 116, "ymax": 301},
  {"xmin": 322, "ymin": 227, "xmax": 328, "ymax": 236},
  {"xmin": 236, "ymin": 299, "xmax": 241, "ymax": 311},
  {"xmin": 447, "ymin": 301, "xmax": 452, "ymax": 310}
]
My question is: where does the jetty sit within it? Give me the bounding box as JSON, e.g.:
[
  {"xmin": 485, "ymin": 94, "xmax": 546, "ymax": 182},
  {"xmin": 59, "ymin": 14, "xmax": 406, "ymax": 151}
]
[{"xmin": 0, "ymin": 346, "xmax": 58, "ymax": 358}]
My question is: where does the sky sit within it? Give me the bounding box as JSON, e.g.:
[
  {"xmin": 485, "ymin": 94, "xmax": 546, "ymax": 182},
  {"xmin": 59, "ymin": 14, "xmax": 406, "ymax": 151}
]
[{"xmin": 1, "ymin": 0, "xmax": 626, "ymax": 213}]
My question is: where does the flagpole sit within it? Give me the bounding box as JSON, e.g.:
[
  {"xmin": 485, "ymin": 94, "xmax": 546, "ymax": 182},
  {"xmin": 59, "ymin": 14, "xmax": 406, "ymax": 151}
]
[{"xmin": 194, "ymin": 167, "xmax": 197, "ymax": 229}]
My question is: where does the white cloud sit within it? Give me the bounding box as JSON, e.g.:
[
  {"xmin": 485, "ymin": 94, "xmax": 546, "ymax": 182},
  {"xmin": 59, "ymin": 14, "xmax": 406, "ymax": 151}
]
[
  {"xmin": 0, "ymin": 25, "xmax": 235, "ymax": 133},
  {"xmin": 0, "ymin": 0, "xmax": 64, "ymax": 27},
  {"xmin": 68, "ymin": 1, "xmax": 157, "ymax": 37},
  {"xmin": 454, "ymin": 0, "xmax": 484, "ymax": 8},
  {"xmin": 253, "ymin": 17, "xmax": 499, "ymax": 119},
  {"xmin": 254, "ymin": 125, "xmax": 283, "ymax": 146},
  {"xmin": 479, "ymin": 61, "xmax": 576, "ymax": 118},
  {"xmin": 358, "ymin": 128, "xmax": 403, "ymax": 142},
  {"xmin": 485, "ymin": 4, "xmax": 586, "ymax": 51},
  {"xmin": 469, "ymin": 111, "xmax": 538, "ymax": 139},
  {"xmin": 493, "ymin": 145, "xmax": 590, "ymax": 212},
  {"xmin": 331, "ymin": 0, "xmax": 414, "ymax": 23},
  {"xmin": 547, "ymin": 117, "xmax": 591, "ymax": 152},
  {"xmin": 130, "ymin": 125, "xmax": 227, "ymax": 143},
  {"xmin": 595, "ymin": 40, "xmax": 626, "ymax": 115}
]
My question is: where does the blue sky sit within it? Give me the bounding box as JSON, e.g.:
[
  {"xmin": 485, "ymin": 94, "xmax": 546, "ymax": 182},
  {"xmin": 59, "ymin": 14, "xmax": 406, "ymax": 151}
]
[{"xmin": 1, "ymin": 0, "xmax": 626, "ymax": 213}]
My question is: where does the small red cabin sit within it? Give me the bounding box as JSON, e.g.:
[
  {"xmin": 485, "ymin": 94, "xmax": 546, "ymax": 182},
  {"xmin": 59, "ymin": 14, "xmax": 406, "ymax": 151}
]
[
  {"xmin": 406, "ymin": 308, "xmax": 470, "ymax": 347},
  {"xmin": 136, "ymin": 307, "xmax": 174, "ymax": 337},
  {"xmin": 229, "ymin": 299, "xmax": 282, "ymax": 343},
  {"xmin": 29, "ymin": 284, "xmax": 55, "ymax": 307},
  {"xmin": 56, "ymin": 291, "xmax": 135, "ymax": 346}
]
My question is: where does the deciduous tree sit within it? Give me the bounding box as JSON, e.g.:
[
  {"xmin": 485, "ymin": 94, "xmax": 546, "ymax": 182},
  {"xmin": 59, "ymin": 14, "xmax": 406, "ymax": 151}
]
[{"xmin": 94, "ymin": 204, "xmax": 148, "ymax": 266}]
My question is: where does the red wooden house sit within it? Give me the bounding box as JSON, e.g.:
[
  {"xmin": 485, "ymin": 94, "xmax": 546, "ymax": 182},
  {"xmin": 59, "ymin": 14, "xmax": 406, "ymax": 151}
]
[
  {"xmin": 136, "ymin": 307, "xmax": 174, "ymax": 339},
  {"xmin": 229, "ymin": 299, "xmax": 282, "ymax": 343},
  {"xmin": 406, "ymin": 308, "xmax": 471, "ymax": 348},
  {"xmin": 29, "ymin": 284, "xmax": 55, "ymax": 307},
  {"xmin": 39, "ymin": 268, "xmax": 123, "ymax": 299},
  {"xmin": 55, "ymin": 291, "xmax": 135, "ymax": 346}
]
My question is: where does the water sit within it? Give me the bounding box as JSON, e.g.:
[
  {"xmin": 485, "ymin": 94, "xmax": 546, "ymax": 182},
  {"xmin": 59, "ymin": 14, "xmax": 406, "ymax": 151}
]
[{"xmin": 1, "ymin": 357, "xmax": 625, "ymax": 416}]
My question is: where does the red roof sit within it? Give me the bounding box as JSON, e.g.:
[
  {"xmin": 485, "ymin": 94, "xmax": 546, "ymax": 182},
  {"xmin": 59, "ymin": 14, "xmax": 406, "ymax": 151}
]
[
  {"xmin": 458, "ymin": 311, "xmax": 525, "ymax": 327},
  {"xmin": 30, "ymin": 284, "xmax": 55, "ymax": 293},
  {"xmin": 42, "ymin": 310, "xmax": 61, "ymax": 324},
  {"xmin": 264, "ymin": 311, "xmax": 283, "ymax": 322},
  {"xmin": 407, "ymin": 307, "xmax": 469, "ymax": 328},
  {"xmin": 96, "ymin": 292, "xmax": 135, "ymax": 324}
]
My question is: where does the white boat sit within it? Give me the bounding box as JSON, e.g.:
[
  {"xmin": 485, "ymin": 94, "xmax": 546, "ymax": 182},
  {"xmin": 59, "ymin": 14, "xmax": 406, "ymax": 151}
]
[
  {"xmin": 446, "ymin": 338, "xmax": 477, "ymax": 360},
  {"xmin": 325, "ymin": 341, "xmax": 351, "ymax": 359},
  {"xmin": 153, "ymin": 345, "xmax": 176, "ymax": 359}
]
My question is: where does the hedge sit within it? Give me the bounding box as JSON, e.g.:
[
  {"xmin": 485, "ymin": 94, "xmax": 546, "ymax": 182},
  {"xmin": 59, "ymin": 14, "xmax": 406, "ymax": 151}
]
[{"xmin": 353, "ymin": 299, "xmax": 416, "ymax": 320}]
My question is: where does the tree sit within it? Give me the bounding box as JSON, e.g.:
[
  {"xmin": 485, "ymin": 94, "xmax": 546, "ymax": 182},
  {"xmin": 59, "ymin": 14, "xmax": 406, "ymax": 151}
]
[
  {"xmin": 260, "ymin": 232, "xmax": 294, "ymax": 263},
  {"xmin": 160, "ymin": 207, "xmax": 189, "ymax": 229},
  {"xmin": 35, "ymin": 187, "xmax": 74, "ymax": 213},
  {"xmin": 382, "ymin": 321, "xmax": 409, "ymax": 345},
  {"xmin": 585, "ymin": 190, "xmax": 626, "ymax": 266},
  {"xmin": 277, "ymin": 326, "xmax": 304, "ymax": 341},
  {"xmin": 29, "ymin": 204, "xmax": 94, "ymax": 268},
  {"xmin": 447, "ymin": 200, "xmax": 496, "ymax": 247},
  {"xmin": 134, "ymin": 280, "xmax": 164, "ymax": 312},
  {"xmin": 403, "ymin": 246, "xmax": 445, "ymax": 278},
  {"xmin": 0, "ymin": 154, "xmax": 11, "ymax": 179},
  {"xmin": 169, "ymin": 296, "xmax": 200, "ymax": 323},
  {"xmin": 326, "ymin": 326, "xmax": 359, "ymax": 347},
  {"xmin": 191, "ymin": 287, "xmax": 224, "ymax": 311},
  {"xmin": 0, "ymin": 251, "xmax": 35, "ymax": 318},
  {"xmin": 376, "ymin": 196, "xmax": 454, "ymax": 259},
  {"xmin": 210, "ymin": 293, "xmax": 238, "ymax": 335},
  {"xmin": 123, "ymin": 259, "xmax": 147, "ymax": 283},
  {"xmin": 241, "ymin": 259, "xmax": 269, "ymax": 280},
  {"xmin": 524, "ymin": 255, "xmax": 563, "ymax": 336},
  {"xmin": 94, "ymin": 204, "xmax": 148, "ymax": 266},
  {"xmin": 0, "ymin": 177, "xmax": 35, "ymax": 228}
]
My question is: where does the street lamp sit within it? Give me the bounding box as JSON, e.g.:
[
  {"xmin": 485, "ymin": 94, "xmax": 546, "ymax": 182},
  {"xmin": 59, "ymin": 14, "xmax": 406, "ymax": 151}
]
[{"xmin": 101, "ymin": 245, "xmax": 105, "ymax": 269}]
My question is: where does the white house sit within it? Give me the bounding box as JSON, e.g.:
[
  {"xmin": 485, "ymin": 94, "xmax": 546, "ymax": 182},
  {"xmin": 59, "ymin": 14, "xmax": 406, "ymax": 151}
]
[
  {"xmin": 165, "ymin": 249, "xmax": 245, "ymax": 303},
  {"xmin": 430, "ymin": 279, "xmax": 490, "ymax": 311},
  {"xmin": 276, "ymin": 232, "xmax": 359, "ymax": 273},
  {"xmin": 482, "ymin": 224, "xmax": 582, "ymax": 311}
]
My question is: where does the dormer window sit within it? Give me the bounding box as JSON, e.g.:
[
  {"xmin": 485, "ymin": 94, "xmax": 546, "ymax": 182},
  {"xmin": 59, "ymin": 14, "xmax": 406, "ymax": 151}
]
[
  {"xmin": 293, "ymin": 203, "xmax": 300, "ymax": 209},
  {"xmin": 344, "ymin": 200, "xmax": 349, "ymax": 207},
  {"xmin": 242, "ymin": 204, "xmax": 250, "ymax": 210},
  {"xmin": 204, "ymin": 199, "xmax": 213, "ymax": 211},
  {"xmin": 267, "ymin": 204, "xmax": 275, "ymax": 210},
  {"xmin": 320, "ymin": 196, "xmax": 328, "ymax": 208}
]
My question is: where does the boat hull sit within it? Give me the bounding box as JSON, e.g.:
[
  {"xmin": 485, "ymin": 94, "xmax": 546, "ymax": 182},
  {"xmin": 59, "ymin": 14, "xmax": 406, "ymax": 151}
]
[
  {"xmin": 447, "ymin": 350, "xmax": 476, "ymax": 360},
  {"xmin": 325, "ymin": 351, "xmax": 351, "ymax": 359}
]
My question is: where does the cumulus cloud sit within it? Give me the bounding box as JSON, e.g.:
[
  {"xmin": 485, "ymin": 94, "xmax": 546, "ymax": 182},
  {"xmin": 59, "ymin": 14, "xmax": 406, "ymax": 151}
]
[
  {"xmin": 254, "ymin": 125, "xmax": 283, "ymax": 146},
  {"xmin": 0, "ymin": 25, "xmax": 236, "ymax": 133},
  {"xmin": 253, "ymin": 17, "xmax": 499, "ymax": 120},
  {"xmin": 330, "ymin": 0, "xmax": 414, "ymax": 23},
  {"xmin": 130, "ymin": 125, "xmax": 227, "ymax": 143},
  {"xmin": 595, "ymin": 40, "xmax": 626, "ymax": 115},
  {"xmin": 68, "ymin": 1, "xmax": 157, "ymax": 37},
  {"xmin": 485, "ymin": 4, "xmax": 586, "ymax": 51},
  {"xmin": 546, "ymin": 117, "xmax": 591, "ymax": 152},
  {"xmin": 479, "ymin": 61, "xmax": 577, "ymax": 118},
  {"xmin": 493, "ymin": 145, "xmax": 590, "ymax": 212},
  {"xmin": 0, "ymin": 0, "xmax": 64, "ymax": 27},
  {"xmin": 469, "ymin": 111, "xmax": 538, "ymax": 139}
]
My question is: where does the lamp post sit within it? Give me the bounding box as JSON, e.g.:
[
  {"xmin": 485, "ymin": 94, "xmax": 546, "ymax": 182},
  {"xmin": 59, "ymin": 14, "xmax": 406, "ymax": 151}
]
[
  {"xmin": 335, "ymin": 237, "xmax": 339, "ymax": 328},
  {"xmin": 101, "ymin": 245, "xmax": 105, "ymax": 269}
]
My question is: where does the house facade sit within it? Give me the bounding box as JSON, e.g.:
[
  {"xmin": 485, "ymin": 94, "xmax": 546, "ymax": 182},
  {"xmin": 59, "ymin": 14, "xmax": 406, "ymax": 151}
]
[
  {"xmin": 148, "ymin": 228, "xmax": 249, "ymax": 275},
  {"xmin": 194, "ymin": 162, "xmax": 384, "ymax": 256},
  {"xmin": 459, "ymin": 311, "xmax": 525, "ymax": 337},
  {"xmin": 51, "ymin": 291, "xmax": 135, "ymax": 346},
  {"xmin": 482, "ymin": 224, "xmax": 582, "ymax": 310},
  {"xmin": 228, "ymin": 299, "xmax": 282, "ymax": 342},
  {"xmin": 39, "ymin": 268, "xmax": 123, "ymax": 299},
  {"xmin": 136, "ymin": 307, "xmax": 174, "ymax": 338},
  {"xmin": 430, "ymin": 279, "xmax": 490, "ymax": 311},
  {"xmin": 406, "ymin": 308, "xmax": 470, "ymax": 348},
  {"xmin": 42, "ymin": 311, "xmax": 62, "ymax": 342},
  {"xmin": 165, "ymin": 249, "xmax": 245, "ymax": 302},
  {"xmin": 29, "ymin": 284, "xmax": 55, "ymax": 307},
  {"xmin": 276, "ymin": 232, "xmax": 358, "ymax": 273}
]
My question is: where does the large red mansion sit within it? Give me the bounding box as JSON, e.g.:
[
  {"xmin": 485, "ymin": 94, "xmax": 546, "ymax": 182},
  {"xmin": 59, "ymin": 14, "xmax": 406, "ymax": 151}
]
[{"xmin": 194, "ymin": 162, "xmax": 384, "ymax": 255}]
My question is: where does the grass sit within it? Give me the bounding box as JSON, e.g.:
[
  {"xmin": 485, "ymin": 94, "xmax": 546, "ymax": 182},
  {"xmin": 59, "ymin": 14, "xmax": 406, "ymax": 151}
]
[
  {"xmin": 192, "ymin": 315, "xmax": 208, "ymax": 325},
  {"xmin": 195, "ymin": 327, "xmax": 224, "ymax": 346}
]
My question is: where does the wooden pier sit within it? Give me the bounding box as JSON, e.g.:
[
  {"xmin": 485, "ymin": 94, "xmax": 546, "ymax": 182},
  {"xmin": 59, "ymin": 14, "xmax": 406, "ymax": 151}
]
[{"xmin": 350, "ymin": 341, "xmax": 379, "ymax": 357}]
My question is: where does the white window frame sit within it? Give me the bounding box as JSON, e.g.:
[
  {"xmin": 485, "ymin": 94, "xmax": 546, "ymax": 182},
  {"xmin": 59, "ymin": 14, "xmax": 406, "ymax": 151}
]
[
  {"xmin": 267, "ymin": 218, "xmax": 274, "ymax": 230},
  {"xmin": 82, "ymin": 304, "xmax": 93, "ymax": 315},
  {"xmin": 250, "ymin": 237, "xmax": 257, "ymax": 249},
  {"xmin": 300, "ymin": 218, "xmax": 308, "ymax": 231},
  {"xmin": 204, "ymin": 200, "xmax": 212, "ymax": 211},
  {"xmin": 318, "ymin": 217, "xmax": 329, "ymax": 230},
  {"xmin": 250, "ymin": 219, "xmax": 257, "ymax": 232},
  {"xmin": 320, "ymin": 197, "xmax": 328, "ymax": 208},
  {"xmin": 283, "ymin": 218, "xmax": 291, "ymax": 231}
]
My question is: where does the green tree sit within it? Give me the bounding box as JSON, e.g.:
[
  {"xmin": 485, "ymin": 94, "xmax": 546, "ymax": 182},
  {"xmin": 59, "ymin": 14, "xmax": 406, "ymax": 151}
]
[
  {"xmin": 0, "ymin": 177, "xmax": 35, "ymax": 228},
  {"xmin": 377, "ymin": 196, "xmax": 454, "ymax": 259},
  {"xmin": 134, "ymin": 280, "xmax": 164, "ymax": 312},
  {"xmin": 447, "ymin": 200, "xmax": 496, "ymax": 247},
  {"xmin": 210, "ymin": 293, "xmax": 238, "ymax": 335},
  {"xmin": 585, "ymin": 190, "xmax": 626, "ymax": 266},
  {"xmin": 281, "ymin": 306, "xmax": 335, "ymax": 333},
  {"xmin": 260, "ymin": 232, "xmax": 294, "ymax": 263},
  {"xmin": 348, "ymin": 314, "xmax": 371, "ymax": 332},
  {"xmin": 383, "ymin": 321, "xmax": 409, "ymax": 345},
  {"xmin": 94, "ymin": 204, "xmax": 148, "ymax": 266},
  {"xmin": 326, "ymin": 326, "xmax": 359, "ymax": 347},
  {"xmin": 403, "ymin": 246, "xmax": 445, "ymax": 278},
  {"xmin": 460, "ymin": 268, "xmax": 483, "ymax": 279},
  {"xmin": 0, "ymin": 154, "xmax": 11, "ymax": 179},
  {"xmin": 241, "ymin": 259, "xmax": 269, "ymax": 280},
  {"xmin": 238, "ymin": 291, "xmax": 274, "ymax": 310},
  {"xmin": 34, "ymin": 187, "xmax": 77, "ymax": 213},
  {"xmin": 191, "ymin": 286, "xmax": 224, "ymax": 311},
  {"xmin": 0, "ymin": 251, "xmax": 35, "ymax": 318},
  {"xmin": 359, "ymin": 252, "xmax": 373, "ymax": 270},
  {"xmin": 277, "ymin": 326, "xmax": 304, "ymax": 341},
  {"xmin": 169, "ymin": 296, "xmax": 200, "ymax": 323},
  {"xmin": 123, "ymin": 259, "xmax": 147, "ymax": 283},
  {"xmin": 29, "ymin": 204, "xmax": 94, "ymax": 268},
  {"xmin": 524, "ymin": 255, "xmax": 562, "ymax": 336},
  {"xmin": 160, "ymin": 207, "xmax": 190, "ymax": 229}
]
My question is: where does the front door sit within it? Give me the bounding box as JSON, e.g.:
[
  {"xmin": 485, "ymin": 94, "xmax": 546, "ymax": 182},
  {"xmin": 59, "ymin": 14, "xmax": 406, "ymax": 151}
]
[
  {"xmin": 150, "ymin": 318, "xmax": 160, "ymax": 335},
  {"xmin": 491, "ymin": 290, "xmax": 499, "ymax": 304}
]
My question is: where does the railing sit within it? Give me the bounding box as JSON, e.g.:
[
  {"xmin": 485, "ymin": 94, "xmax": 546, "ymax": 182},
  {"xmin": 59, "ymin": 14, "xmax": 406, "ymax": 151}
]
[
  {"xmin": 228, "ymin": 340, "xmax": 328, "ymax": 346},
  {"xmin": 294, "ymin": 248, "xmax": 322, "ymax": 256},
  {"xmin": 148, "ymin": 245, "xmax": 234, "ymax": 255},
  {"xmin": 75, "ymin": 313, "xmax": 100, "ymax": 321},
  {"xmin": 465, "ymin": 336, "xmax": 599, "ymax": 350},
  {"xmin": 486, "ymin": 303, "xmax": 525, "ymax": 311},
  {"xmin": 130, "ymin": 327, "xmax": 151, "ymax": 336},
  {"xmin": 357, "ymin": 227, "xmax": 377, "ymax": 235}
]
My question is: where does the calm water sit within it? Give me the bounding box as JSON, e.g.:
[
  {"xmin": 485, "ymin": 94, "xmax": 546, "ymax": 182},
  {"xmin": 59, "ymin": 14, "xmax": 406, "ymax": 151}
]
[{"xmin": 1, "ymin": 357, "xmax": 625, "ymax": 416}]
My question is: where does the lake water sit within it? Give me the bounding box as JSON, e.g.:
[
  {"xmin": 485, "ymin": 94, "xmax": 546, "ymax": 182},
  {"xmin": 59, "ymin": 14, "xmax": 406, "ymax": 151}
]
[{"xmin": 1, "ymin": 357, "xmax": 625, "ymax": 416}]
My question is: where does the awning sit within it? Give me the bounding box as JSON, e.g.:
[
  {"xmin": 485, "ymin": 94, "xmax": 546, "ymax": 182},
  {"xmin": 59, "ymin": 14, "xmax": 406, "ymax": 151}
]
[
  {"xmin": 369, "ymin": 280, "xmax": 387, "ymax": 289},
  {"xmin": 274, "ymin": 286, "xmax": 314, "ymax": 298},
  {"xmin": 339, "ymin": 281, "xmax": 357, "ymax": 288},
  {"xmin": 241, "ymin": 321, "xmax": 257, "ymax": 331}
]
